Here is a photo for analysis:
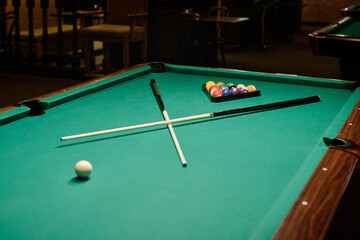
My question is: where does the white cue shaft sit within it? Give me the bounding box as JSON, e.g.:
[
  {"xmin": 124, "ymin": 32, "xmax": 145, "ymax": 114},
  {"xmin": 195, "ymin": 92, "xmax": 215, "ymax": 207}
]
[
  {"xmin": 61, "ymin": 113, "xmax": 212, "ymax": 141},
  {"xmin": 61, "ymin": 95, "xmax": 320, "ymax": 141},
  {"xmin": 162, "ymin": 110, "xmax": 187, "ymax": 166}
]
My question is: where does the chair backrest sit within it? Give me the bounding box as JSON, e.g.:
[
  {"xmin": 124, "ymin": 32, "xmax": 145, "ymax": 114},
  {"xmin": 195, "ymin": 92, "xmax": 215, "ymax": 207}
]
[
  {"xmin": 204, "ymin": 6, "xmax": 229, "ymax": 17},
  {"xmin": 107, "ymin": 0, "xmax": 148, "ymax": 24}
]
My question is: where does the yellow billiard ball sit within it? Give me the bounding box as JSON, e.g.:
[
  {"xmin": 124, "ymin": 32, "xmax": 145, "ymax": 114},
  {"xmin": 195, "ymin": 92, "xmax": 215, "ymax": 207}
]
[{"xmin": 206, "ymin": 81, "xmax": 216, "ymax": 91}]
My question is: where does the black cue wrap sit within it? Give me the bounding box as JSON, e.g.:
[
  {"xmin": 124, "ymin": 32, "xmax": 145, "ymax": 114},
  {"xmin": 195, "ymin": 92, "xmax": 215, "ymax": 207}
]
[
  {"xmin": 213, "ymin": 95, "xmax": 321, "ymax": 117},
  {"xmin": 150, "ymin": 79, "xmax": 166, "ymax": 111}
]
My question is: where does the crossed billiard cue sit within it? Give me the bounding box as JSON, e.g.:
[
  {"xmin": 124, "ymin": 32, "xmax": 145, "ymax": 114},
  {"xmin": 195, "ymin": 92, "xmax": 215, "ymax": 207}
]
[{"xmin": 61, "ymin": 79, "xmax": 320, "ymax": 167}]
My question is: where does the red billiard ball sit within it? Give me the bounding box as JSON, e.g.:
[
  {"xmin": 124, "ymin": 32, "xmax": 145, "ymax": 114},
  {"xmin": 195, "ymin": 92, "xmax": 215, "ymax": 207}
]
[
  {"xmin": 208, "ymin": 85, "xmax": 219, "ymax": 93},
  {"xmin": 211, "ymin": 89, "xmax": 223, "ymax": 97}
]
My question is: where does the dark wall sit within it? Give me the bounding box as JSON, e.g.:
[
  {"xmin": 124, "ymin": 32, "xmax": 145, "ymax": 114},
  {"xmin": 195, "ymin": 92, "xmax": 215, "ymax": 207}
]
[
  {"xmin": 147, "ymin": 0, "xmax": 260, "ymax": 64},
  {"xmin": 147, "ymin": 0, "xmax": 302, "ymax": 65},
  {"xmin": 148, "ymin": 0, "xmax": 180, "ymax": 63},
  {"xmin": 64, "ymin": 0, "xmax": 106, "ymax": 10}
]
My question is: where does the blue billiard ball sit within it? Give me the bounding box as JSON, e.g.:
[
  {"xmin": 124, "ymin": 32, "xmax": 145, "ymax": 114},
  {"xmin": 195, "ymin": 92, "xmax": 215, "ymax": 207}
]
[{"xmin": 222, "ymin": 88, "xmax": 231, "ymax": 96}]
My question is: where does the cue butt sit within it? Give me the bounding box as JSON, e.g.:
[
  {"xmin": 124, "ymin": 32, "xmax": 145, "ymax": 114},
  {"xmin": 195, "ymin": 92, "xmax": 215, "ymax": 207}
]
[
  {"xmin": 150, "ymin": 79, "xmax": 166, "ymax": 111},
  {"xmin": 61, "ymin": 96, "xmax": 319, "ymax": 141},
  {"xmin": 213, "ymin": 96, "xmax": 320, "ymax": 117}
]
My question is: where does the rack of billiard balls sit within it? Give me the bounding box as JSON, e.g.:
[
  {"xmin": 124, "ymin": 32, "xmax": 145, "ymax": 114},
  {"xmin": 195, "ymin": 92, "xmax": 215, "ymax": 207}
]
[{"xmin": 202, "ymin": 81, "xmax": 261, "ymax": 102}]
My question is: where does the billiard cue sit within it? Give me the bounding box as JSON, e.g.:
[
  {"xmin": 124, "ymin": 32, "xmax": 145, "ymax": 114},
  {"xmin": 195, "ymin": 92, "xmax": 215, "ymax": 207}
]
[
  {"xmin": 150, "ymin": 79, "xmax": 187, "ymax": 167},
  {"xmin": 61, "ymin": 95, "xmax": 320, "ymax": 141}
]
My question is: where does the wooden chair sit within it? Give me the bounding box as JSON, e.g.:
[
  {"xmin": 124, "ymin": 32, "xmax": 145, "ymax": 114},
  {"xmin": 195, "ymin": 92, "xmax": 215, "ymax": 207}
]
[{"xmin": 81, "ymin": 0, "xmax": 148, "ymax": 73}]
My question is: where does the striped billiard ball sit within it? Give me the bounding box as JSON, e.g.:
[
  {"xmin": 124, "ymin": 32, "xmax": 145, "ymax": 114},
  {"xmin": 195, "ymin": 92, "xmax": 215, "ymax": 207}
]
[
  {"xmin": 237, "ymin": 84, "xmax": 246, "ymax": 89},
  {"xmin": 208, "ymin": 85, "xmax": 219, "ymax": 93},
  {"xmin": 211, "ymin": 89, "xmax": 223, "ymax": 97},
  {"xmin": 247, "ymin": 85, "xmax": 256, "ymax": 92},
  {"xmin": 206, "ymin": 81, "xmax": 216, "ymax": 91}
]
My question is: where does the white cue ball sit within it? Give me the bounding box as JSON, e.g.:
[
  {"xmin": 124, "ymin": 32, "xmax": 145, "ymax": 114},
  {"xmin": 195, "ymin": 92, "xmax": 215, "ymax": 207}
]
[{"xmin": 75, "ymin": 160, "xmax": 93, "ymax": 179}]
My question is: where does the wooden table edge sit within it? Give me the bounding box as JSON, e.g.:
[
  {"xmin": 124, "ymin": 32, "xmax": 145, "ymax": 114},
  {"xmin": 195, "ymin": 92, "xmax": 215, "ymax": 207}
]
[
  {"xmin": 0, "ymin": 64, "xmax": 148, "ymax": 114},
  {"xmin": 273, "ymin": 99, "xmax": 360, "ymax": 240}
]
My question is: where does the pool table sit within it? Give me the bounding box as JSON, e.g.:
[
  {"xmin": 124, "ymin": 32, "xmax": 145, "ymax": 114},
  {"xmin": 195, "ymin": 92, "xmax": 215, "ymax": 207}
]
[
  {"xmin": 0, "ymin": 63, "xmax": 360, "ymax": 240},
  {"xmin": 342, "ymin": 4, "xmax": 360, "ymax": 17},
  {"xmin": 309, "ymin": 16, "xmax": 360, "ymax": 80}
]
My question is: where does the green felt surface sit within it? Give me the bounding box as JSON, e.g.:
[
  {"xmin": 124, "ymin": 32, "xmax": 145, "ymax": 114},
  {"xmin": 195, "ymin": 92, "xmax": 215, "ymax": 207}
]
[
  {"xmin": 324, "ymin": 17, "xmax": 360, "ymax": 36},
  {"xmin": 0, "ymin": 65, "xmax": 358, "ymax": 240}
]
